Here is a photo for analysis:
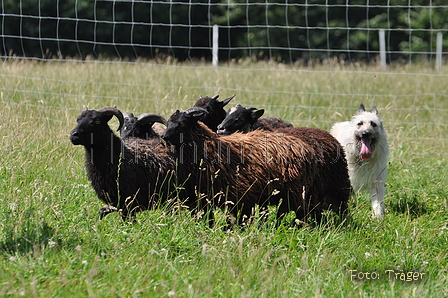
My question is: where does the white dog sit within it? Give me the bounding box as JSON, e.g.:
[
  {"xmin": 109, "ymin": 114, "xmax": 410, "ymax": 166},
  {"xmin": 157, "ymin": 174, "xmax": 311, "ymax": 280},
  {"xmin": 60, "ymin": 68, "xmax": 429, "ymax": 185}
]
[{"xmin": 330, "ymin": 104, "xmax": 389, "ymax": 218}]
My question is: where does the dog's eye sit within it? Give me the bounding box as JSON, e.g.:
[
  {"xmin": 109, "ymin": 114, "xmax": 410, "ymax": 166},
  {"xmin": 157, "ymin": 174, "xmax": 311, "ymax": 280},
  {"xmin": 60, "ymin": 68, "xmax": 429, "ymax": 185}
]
[
  {"xmin": 371, "ymin": 121, "xmax": 377, "ymax": 127},
  {"xmin": 357, "ymin": 121, "xmax": 363, "ymax": 126}
]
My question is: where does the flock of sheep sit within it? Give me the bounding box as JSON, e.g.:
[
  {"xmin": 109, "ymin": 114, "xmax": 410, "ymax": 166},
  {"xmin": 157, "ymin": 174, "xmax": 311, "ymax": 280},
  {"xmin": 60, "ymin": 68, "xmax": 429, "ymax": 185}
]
[{"xmin": 70, "ymin": 95, "xmax": 353, "ymax": 227}]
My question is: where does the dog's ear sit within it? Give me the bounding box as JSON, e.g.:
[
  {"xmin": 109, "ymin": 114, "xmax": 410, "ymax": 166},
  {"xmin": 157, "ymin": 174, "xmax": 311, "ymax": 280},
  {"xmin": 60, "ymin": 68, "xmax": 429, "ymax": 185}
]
[
  {"xmin": 370, "ymin": 106, "xmax": 378, "ymax": 115},
  {"xmin": 357, "ymin": 103, "xmax": 366, "ymax": 114}
]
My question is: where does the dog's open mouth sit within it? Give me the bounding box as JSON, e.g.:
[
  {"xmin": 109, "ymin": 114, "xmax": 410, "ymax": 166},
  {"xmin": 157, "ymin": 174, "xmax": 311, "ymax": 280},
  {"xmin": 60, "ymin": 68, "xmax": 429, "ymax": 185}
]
[{"xmin": 360, "ymin": 137, "xmax": 373, "ymax": 160}]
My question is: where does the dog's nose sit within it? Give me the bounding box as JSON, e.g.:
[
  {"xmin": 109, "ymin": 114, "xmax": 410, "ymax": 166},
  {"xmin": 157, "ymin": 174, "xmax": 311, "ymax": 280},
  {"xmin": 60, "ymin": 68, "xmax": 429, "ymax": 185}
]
[{"xmin": 362, "ymin": 131, "xmax": 371, "ymax": 137}]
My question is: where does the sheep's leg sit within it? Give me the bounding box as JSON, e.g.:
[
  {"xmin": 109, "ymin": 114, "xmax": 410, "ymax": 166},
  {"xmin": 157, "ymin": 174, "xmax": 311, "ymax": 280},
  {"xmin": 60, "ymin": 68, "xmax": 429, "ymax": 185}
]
[
  {"xmin": 309, "ymin": 208, "xmax": 322, "ymax": 224},
  {"xmin": 276, "ymin": 198, "xmax": 298, "ymax": 227},
  {"xmin": 206, "ymin": 210, "xmax": 215, "ymax": 228},
  {"xmin": 334, "ymin": 198, "xmax": 349, "ymax": 218},
  {"xmin": 257, "ymin": 207, "xmax": 270, "ymax": 228},
  {"xmin": 223, "ymin": 203, "xmax": 253, "ymax": 229},
  {"xmin": 238, "ymin": 203, "xmax": 255, "ymax": 227},
  {"xmin": 121, "ymin": 208, "xmax": 137, "ymax": 223},
  {"xmin": 186, "ymin": 193, "xmax": 215, "ymax": 228},
  {"xmin": 275, "ymin": 203, "xmax": 288, "ymax": 225},
  {"xmin": 200, "ymin": 203, "xmax": 215, "ymax": 228}
]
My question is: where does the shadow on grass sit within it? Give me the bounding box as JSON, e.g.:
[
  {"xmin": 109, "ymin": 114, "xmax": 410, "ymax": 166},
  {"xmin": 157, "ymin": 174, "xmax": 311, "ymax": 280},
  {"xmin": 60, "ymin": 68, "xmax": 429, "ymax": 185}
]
[
  {"xmin": 387, "ymin": 192, "xmax": 432, "ymax": 218},
  {"xmin": 0, "ymin": 218, "xmax": 55, "ymax": 255},
  {"xmin": 0, "ymin": 204, "xmax": 85, "ymax": 256}
]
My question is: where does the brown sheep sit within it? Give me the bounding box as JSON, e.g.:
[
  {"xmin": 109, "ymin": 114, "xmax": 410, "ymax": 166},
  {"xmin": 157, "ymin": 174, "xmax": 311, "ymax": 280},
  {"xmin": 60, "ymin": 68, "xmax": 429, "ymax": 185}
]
[
  {"xmin": 216, "ymin": 104, "xmax": 352, "ymax": 214},
  {"xmin": 161, "ymin": 107, "xmax": 349, "ymax": 226}
]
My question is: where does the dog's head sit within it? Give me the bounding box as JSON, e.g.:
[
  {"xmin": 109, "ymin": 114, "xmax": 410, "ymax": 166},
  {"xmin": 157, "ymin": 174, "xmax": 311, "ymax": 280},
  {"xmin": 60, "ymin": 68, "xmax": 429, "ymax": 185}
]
[{"xmin": 352, "ymin": 104, "xmax": 384, "ymax": 160}]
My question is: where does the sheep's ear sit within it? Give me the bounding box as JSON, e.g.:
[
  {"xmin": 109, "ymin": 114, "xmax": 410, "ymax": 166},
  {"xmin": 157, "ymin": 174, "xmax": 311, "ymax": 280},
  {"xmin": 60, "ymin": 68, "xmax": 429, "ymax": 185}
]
[
  {"xmin": 251, "ymin": 109, "xmax": 264, "ymax": 121},
  {"xmin": 82, "ymin": 106, "xmax": 88, "ymax": 112},
  {"xmin": 357, "ymin": 103, "xmax": 366, "ymax": 114},
  {"xmin": 370, "ymin": 106, "xmax": 378, "ymax": 115},
  {"xmin": 221, "ymin": 94, "xmax": 236, "ymax": 107}
]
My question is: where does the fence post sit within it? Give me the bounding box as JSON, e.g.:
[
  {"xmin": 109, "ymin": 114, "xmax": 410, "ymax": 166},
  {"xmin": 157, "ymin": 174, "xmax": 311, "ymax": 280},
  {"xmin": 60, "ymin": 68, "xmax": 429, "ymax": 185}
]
[
  {"xmin": 436, "ymin": 33, "xmax": 443, "ymax": 70},
  {"xmin": 379, "ymin": 29, "xmax": 386, "ymax": 70},
  {"xmin": 212, "ymin": 24, "xmax": 219, "ymax": 67}
]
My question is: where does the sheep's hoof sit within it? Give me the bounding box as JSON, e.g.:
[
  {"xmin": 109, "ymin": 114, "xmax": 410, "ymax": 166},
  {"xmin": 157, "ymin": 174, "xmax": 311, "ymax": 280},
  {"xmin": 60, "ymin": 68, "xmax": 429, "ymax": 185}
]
[{"xmin": 98, "ymin": 205, "xmax": 118, "ymax": 219}]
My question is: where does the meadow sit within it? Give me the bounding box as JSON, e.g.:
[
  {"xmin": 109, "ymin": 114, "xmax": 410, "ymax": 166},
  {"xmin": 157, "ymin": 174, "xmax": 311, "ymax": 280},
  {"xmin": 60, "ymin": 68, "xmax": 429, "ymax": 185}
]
[{"xmin": 0, "ymin": 59, "xmax": 446, "ymax": 297}]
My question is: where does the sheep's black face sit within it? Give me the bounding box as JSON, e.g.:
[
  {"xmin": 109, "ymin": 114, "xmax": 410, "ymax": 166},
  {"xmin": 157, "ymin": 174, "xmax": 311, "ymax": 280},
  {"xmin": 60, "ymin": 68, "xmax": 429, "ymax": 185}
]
[
  {"xmin": 70, "ymin": 110, "xmax": 112, "ymax": 146},
  {"xmin": 217, "ymin": 105, "xmax": 263, "ymax": 135},
  {"xmin": 161, "ymin": 111, "xmax": 188, "ymax": 146},
  {"xmin": 120, "ymin": 114, "xmax": 138, "ymax": 138},
  {"xmin": 162, "ymin": 108, "xmax": 207, "ymax": 146},
  {"xmin": 194, "ymin": 97, "xmax": 225, "ymax": 131}
]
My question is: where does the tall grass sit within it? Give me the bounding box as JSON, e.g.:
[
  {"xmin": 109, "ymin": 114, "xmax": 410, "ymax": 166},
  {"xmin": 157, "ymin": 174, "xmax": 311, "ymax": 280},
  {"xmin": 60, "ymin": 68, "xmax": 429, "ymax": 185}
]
[{"xmin": 0, "ymin": 60, "xmax": 446, "ymax": 297}]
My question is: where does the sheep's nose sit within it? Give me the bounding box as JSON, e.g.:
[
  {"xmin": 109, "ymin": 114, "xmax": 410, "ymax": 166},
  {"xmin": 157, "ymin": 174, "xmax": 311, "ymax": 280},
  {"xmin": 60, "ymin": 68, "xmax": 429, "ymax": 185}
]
[{"xmin": 70, "ymin": 130, "xmax": 78, "ymax": 137}]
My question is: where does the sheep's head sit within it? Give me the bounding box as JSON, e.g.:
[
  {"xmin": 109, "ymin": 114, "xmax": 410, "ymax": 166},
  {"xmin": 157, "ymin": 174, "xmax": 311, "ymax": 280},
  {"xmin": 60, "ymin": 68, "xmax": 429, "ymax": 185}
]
[
  {"xmin": 121, "ymin": 112, "xmax": 167, "ymax": 139},
  {"xmin": 70, "ymin": 106, "xmax": 124, "ymax": 146},
  {"xmin": 161, "ymin": 107, "xmax": 208, "ymax": 145},
  {"xmin": 216, "ymin": 104, "xmax": 264, "ymax": 135},
  {"xmin": 193, "ymin": 94, "xmax": 235, "ymax": 131}
]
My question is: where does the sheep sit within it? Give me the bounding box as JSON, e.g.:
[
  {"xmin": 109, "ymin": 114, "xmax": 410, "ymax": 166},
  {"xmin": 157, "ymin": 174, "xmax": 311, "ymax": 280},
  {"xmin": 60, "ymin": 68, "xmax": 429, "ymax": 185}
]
[
  {"xmin": 216, "ymin": 104, "xmax": 352, "ymax": 218},
  {"xmin": 193, "ymin": 94, "xmax": 235, "ymax": 131},
  {"xmin": 70, "ymin": 106, "xmax": 177, "ymax": 221},
  {"xmin": 120, "ymin": 112, "xmax": 167, "ymax": 139},
  {"xmin": 216, "ymin": 104, "xmax": 292, "ymax": 135},
  {"xmin": 161, "ymin": 107, "xmax": 349, "ymax": 227}
]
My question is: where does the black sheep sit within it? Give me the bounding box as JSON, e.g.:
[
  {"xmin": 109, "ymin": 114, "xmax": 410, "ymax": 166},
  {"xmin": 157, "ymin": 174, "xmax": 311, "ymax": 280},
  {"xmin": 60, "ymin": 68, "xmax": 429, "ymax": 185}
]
[
  {"xmin": 193, "ymin": 94, "xmax": 235, "ymax": 131},
  {"xmin": 217, "ymin": 104, "xmax": 292, "ymax": 135},
  {"xmin": 120, "ymin": 112, "xmax": 167, "ymax": 139},
  {"xmin": 70, "ymin": 106, "xmax": 177, "ymax": 221}
]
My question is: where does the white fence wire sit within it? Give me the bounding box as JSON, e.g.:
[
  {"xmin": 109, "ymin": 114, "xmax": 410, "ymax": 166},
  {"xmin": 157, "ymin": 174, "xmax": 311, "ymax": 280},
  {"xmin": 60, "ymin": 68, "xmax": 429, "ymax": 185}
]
[{"xmin": 0, "ymin": 1, "xmax": 447, "ymax": 157}]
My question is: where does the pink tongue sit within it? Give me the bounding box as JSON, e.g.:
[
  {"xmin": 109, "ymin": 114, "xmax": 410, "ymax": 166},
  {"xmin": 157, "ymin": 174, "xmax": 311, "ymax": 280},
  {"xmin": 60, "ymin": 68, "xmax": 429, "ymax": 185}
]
[{"xmin": 360, "ymin": 138, "xmax": 372, "ymax": 160}]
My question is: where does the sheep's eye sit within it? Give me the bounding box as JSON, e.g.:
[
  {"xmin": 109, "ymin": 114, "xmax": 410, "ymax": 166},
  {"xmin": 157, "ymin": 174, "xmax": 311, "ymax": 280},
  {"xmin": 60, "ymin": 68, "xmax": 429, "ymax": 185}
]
[
  {"xmin": 357, "ymin": 121, "xmax": 363, "ymax": 126},
  {"xmin": 95, "ymin": 120, "xmax": 101, "ymax": 125},
  {"xmin": 371, "ymin": 121, "xmax": 377, "ymax": 127}
]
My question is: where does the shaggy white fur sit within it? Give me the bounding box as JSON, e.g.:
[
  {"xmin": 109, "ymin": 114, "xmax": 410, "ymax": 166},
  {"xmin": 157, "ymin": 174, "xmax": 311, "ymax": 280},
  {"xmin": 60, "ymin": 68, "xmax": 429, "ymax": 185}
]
[{"xmin": 331, "ymin": 104, "xmax": 389, "ymax": 218}]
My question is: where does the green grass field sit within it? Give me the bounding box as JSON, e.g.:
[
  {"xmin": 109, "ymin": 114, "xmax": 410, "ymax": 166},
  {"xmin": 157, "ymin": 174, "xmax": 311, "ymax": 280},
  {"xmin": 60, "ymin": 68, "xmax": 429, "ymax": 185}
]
[{"xmin": 0, "ymin": 60, "xmax": 447, "ymax": 297}]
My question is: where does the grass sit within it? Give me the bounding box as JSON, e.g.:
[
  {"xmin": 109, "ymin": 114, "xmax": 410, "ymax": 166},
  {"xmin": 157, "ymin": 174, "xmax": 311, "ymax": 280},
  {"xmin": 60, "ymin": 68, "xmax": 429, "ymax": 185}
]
[{"xmin": 0, "ymin": 59, "xmax": 447, "ymax": 297}]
